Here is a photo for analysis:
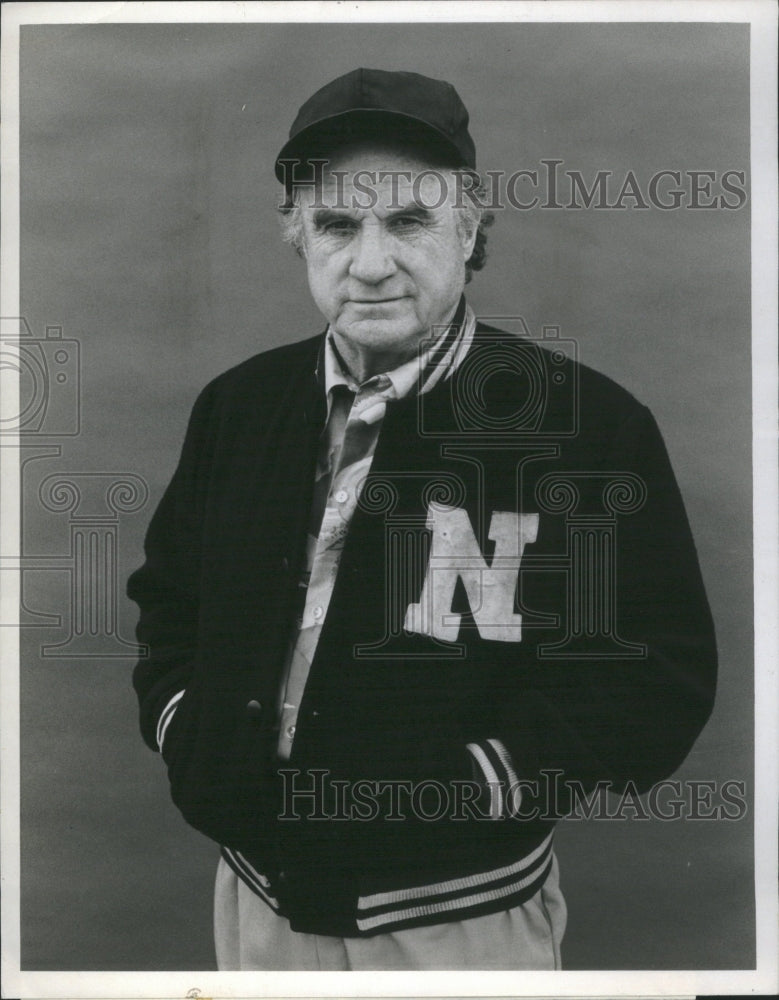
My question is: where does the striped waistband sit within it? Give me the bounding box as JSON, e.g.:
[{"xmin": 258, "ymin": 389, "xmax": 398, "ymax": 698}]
[
  {"xmin": 221, "ymin": 831, "xmax": 555, "ymax": 937},
  {"xmin": 220, "ymin": 846, "xmax": 281, "ymax": 913},
  {"xmin": 356, "ymin": 831, "xmax": 554, "ymax": 934}
]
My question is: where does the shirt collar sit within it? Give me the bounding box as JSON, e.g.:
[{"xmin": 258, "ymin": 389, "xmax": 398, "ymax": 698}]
[{"xmin": 316, "ymin": 296, "xmax": 476, "ymax": 415}]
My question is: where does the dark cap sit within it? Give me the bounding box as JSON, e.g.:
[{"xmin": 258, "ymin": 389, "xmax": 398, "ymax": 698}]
[{"xmin": 275, "ymin": 67, "xmax": 476, "ymax": 185}]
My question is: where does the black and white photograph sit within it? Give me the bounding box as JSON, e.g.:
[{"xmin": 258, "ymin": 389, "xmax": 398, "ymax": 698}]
[{"xmin": 1, "ymin": 1, "xmax": 777, "ymax": 997}]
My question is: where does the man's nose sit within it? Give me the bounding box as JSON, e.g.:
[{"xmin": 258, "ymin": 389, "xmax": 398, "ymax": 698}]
[{"xmin": 348, "ymin": 225, "xmax": 396, "ymax": 284}]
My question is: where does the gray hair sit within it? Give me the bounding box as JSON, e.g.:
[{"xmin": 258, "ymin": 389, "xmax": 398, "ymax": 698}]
[{"xmin": 277, "ymin": 170, "xmax": 494, "ymax": 283}]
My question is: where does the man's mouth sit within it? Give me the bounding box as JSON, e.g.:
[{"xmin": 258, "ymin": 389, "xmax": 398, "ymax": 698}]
[{"xmin": 349, "ymin": 296, "xmax": 406, "ymax": 305}]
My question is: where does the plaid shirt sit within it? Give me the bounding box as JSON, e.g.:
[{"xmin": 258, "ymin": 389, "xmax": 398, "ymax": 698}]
[{"xmin": 276, "ymin": 299, "xmax": 477, "ymax": 759}]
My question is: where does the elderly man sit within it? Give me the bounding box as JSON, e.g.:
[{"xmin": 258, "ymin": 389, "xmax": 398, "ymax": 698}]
[{"xmin": 129, "ymin": 69, "xmax": 717, "ymax": 971}]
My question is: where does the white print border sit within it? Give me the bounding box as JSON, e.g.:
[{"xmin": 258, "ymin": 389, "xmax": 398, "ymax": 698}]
[{"xmin": 1, "ymin": 2, "xmax": 776, "ymax": 999}]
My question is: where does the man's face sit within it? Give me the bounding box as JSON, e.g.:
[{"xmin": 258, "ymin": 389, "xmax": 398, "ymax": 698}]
[{"xmin": 298, "ymin": 144, "xmax": 477, "ymax": 362}]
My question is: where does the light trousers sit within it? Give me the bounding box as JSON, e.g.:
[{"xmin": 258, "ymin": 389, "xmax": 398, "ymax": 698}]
[{"xmin": 214, "ymin": 854, "xmax": 566, "ymax": 971}]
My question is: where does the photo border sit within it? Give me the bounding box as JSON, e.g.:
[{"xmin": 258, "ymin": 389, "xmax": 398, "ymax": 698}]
[{"xmin": 1, "ymin": 2, "xmax": 776, "ymax": 997}]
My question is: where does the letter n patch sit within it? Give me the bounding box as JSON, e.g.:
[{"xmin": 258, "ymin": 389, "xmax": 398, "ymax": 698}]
[{"xmin": 405, "ymin": 505, "xmax": 538, "ymax": 642}]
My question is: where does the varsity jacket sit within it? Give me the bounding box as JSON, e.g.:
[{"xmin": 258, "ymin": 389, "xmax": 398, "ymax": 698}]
[{"xmin": 129, "ymin": 322, "xmax": 717, "ymax": 937}]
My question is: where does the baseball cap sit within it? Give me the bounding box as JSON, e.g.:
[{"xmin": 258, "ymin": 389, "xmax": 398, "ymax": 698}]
[{"xmin": 275, "ymin": 67, "xmax": 476, "ymax": 186}]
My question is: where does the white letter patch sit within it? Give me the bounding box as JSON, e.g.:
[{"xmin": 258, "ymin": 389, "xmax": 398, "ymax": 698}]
[{"xmin": 404, "ymin": 506, "xmax": 538, "ymax": 643}]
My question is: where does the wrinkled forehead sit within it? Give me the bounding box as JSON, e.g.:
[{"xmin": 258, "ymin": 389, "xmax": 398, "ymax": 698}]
[{"xmin": 295, "ymin": 139, "xmax": 462, "ymax": 212}]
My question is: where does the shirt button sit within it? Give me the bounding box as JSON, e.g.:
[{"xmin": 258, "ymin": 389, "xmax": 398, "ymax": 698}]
[
  {"xmin": 335, "ymin": 489, "xmax": 348, "ymax": 503},
  {"xmin": 246, "ymin": 699, "xmax": 263, "ymax": 720},
  {"xmin": 286, "ymin": 725, "xmax": 296, "ymax": 739},
  {"xmin": 313, "ymin": 605, "xmax": 324, "ymax": 621}
]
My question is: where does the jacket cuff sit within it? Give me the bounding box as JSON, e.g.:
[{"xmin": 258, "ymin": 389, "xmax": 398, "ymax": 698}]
[
  {"xmin": 466, "ymin": 738, "xmax": 522, "ymax": 818},
  {"xmin": 156, "ymin": 690, "xmax": 185, "ymax": 752}
]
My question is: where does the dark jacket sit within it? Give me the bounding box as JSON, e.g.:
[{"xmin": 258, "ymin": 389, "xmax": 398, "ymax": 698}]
[{"xmin": 129, "ymin": 323, "xmax": 717, "ymax": 936}]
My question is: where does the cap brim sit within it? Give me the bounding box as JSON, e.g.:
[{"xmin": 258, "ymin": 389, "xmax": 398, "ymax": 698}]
[{"xmin": 274, "ymin": 108, "xmax": 473, "ymax": 185}]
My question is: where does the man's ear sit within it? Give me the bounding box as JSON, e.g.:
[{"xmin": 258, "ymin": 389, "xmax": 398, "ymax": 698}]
[
  {"xmin": 459, "ymin": 216, "xmax": 479, "ymax": 261},
  {"xmin": 298, "ymin": 222, "xmax": 309, "ymax": 260}
]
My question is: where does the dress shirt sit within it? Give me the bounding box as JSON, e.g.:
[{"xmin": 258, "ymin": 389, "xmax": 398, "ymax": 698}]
[{"xmin": 276, "ymin": 300, "xmax": 477, "ymax": 759}]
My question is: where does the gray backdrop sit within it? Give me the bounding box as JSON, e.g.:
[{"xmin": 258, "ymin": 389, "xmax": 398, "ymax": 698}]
[{"xmin": 18, "ymin": 21, "xmax": 753, "ymax": 970}]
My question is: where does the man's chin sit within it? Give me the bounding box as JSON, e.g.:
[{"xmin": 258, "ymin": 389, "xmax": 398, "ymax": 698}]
[{"xmin": 334, "ymin": 317, "xmax": 425, "ymax": 349}]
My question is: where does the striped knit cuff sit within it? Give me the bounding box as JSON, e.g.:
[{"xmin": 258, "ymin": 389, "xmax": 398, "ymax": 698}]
[
  {"xmin": 466, "ymin": 738, "xmax": 523, "ymax": 819},
  {"xmin": 156, "ymin": 690, "xmax": 185, "ymax": 753}
]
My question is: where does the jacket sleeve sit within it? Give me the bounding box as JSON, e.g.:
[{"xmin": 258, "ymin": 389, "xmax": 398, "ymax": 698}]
[
  {"xmin": 493, "ymin": 403, "xmax": 718, "ymax": 814},
  {"xmin": 128, "ymin": 381, "xmax": 217, "ymax": 755}
]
